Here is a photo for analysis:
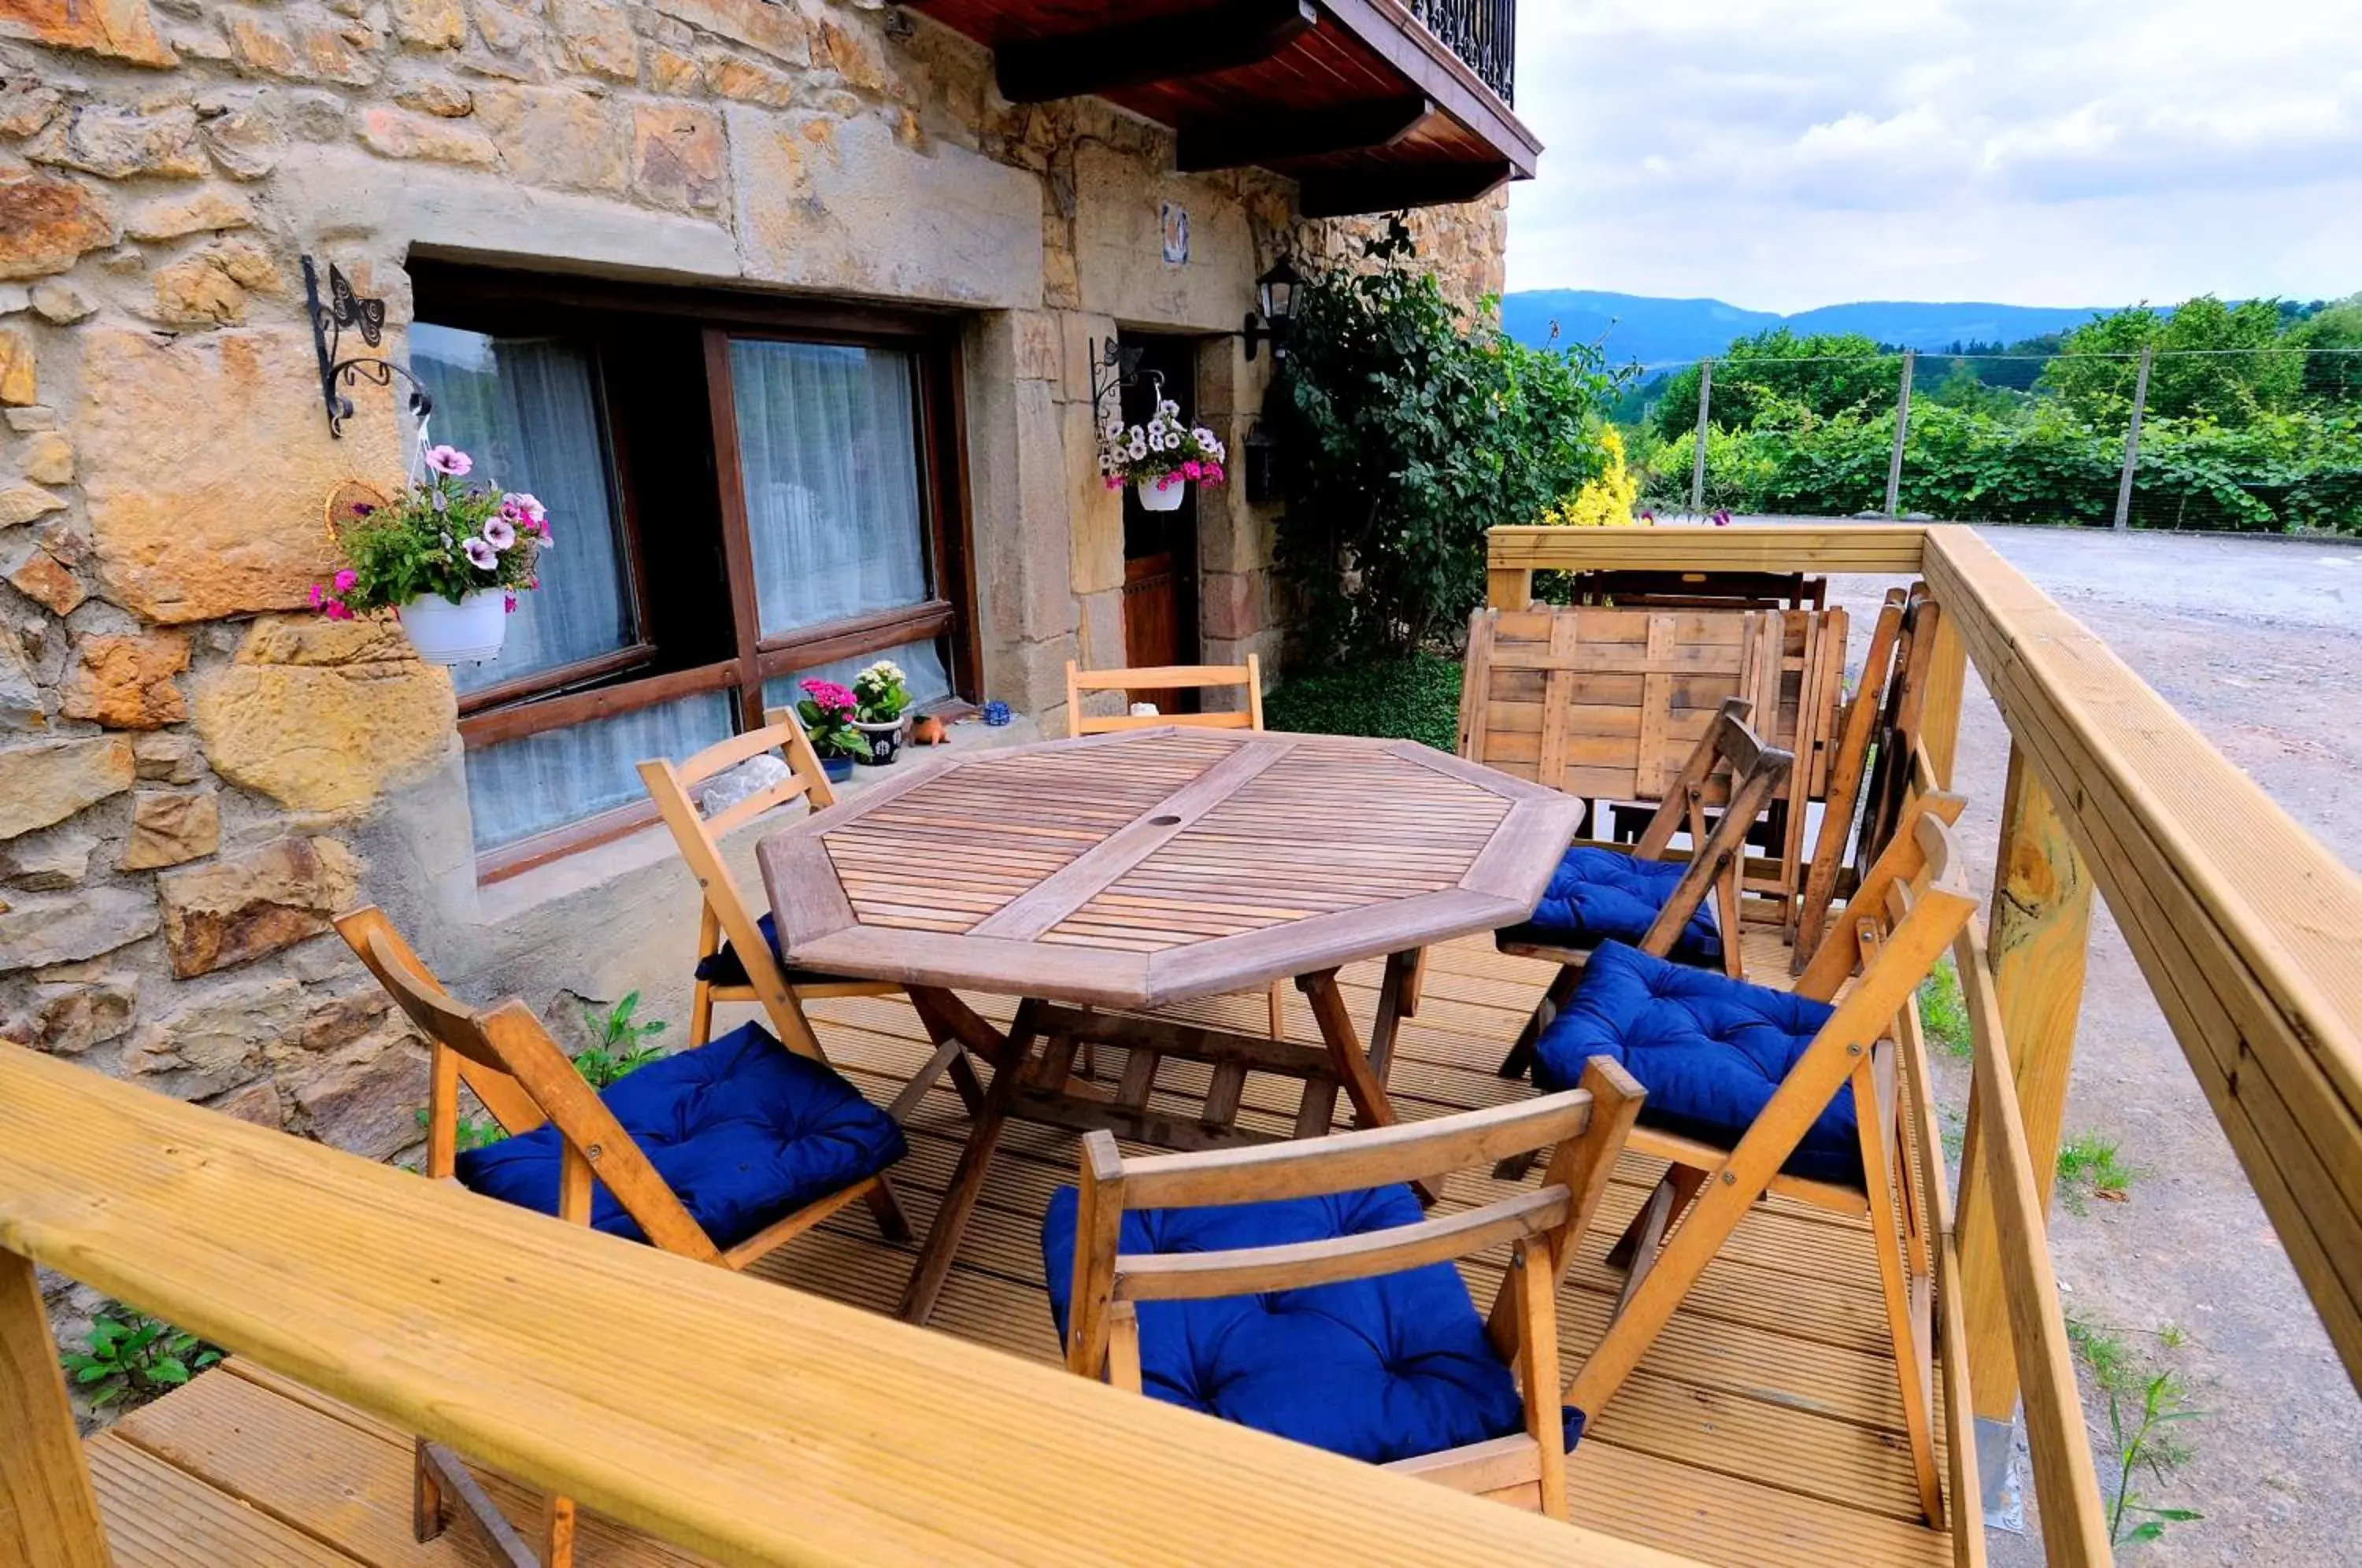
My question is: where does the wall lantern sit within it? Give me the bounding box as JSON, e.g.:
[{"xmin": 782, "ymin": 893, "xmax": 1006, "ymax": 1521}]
[
  {"xmin": 1242, "ymin": 255, "xmax": 1303, "ymax": 363},
  {"xmin": 303, "ymin": 255, "xmax": 433, "ymax": 439}
]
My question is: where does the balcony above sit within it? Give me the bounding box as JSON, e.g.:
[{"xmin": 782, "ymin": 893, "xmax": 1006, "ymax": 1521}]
[{"xmin": 906, "ymin": 0, "xmax": 1541, "ymax": 216}]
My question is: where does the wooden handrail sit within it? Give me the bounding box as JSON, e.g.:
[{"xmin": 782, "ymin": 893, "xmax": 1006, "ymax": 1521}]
[{"xmin": 0, "ymin": 1043, "xmax": 1696, "ymax": 1567}]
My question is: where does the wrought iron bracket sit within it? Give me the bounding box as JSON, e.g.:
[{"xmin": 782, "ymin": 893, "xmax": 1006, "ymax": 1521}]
[
  {"xmin": 1088, "ymin": 338, "xmax": 1161, "ymax": 434},
  {"xmin": 304, "ymin": 254, "xmax": 432, "ymax": 440}
]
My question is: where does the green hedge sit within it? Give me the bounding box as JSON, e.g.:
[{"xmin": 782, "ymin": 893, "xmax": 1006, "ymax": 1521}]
[{"xmin": 1264, "ymin": 654, "xmax": 1463, "ymax": 753}]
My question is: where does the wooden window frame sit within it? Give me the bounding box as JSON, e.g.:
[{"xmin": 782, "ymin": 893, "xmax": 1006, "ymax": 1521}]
[{"xmin": 409, "ymin": 262, "xmax": 980, "ymax": 884}]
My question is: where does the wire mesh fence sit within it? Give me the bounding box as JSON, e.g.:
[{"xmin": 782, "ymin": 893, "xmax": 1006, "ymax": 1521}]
[{"xmin": 1616, "ymin": 346, "xmax": 2362, "ymax": 535}]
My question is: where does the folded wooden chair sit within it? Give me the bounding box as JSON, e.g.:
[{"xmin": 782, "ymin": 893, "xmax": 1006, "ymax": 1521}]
[
  {"xmin": 1064, "ymin": 656, "xmax": 1308, "ymax": 1042},
  {"xmin": 636, "ymin": 708, "xmax": 903, "ymax": 1055},
  {"xmin": 1045, "ymin": 1066, "xmax": 1644, "ymax": 1519},
  {"xmin": 1494, "ymin": 697, "xmax": 1793, "ymax": 1081},
  {"xmin": 338, "ymin": 905, "xmax": 913, "ymax": 1568},
  {"xmin": 1529, "ymin": 793, "xmax": 1975, "ymax": 1527}
]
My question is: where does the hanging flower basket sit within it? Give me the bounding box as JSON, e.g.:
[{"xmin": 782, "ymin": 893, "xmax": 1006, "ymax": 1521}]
[
  {"xmin": 397, "ymin": 590, "xmax": 508, "ymax": 665},
  {"xmin": 1099, "ymin": 398, "xmax": 1227, "ymax": 512},
  {"xmin": 312, "ymin": 442, "xmax": 553, "ymax": 668}
]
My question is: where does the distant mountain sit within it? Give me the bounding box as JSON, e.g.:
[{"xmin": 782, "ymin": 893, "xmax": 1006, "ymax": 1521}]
[{"xmin": 1501, "ymin": 290, "xmax": 2118, "ymax": 369}]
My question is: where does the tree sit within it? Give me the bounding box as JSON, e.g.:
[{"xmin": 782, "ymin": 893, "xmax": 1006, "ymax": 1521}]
[
  {"xmin": 1652, "ymin": 329, "xmax": 1901, "ymax": 441},
  {"xmin": 2286, "ymin": 294, "xmax": 2362, "ymax": 408},
  {"xmin": 2040, "ymin": 297, "xmax": 2304, "ymax": 426},
  {"xmin": 1270, "ymin": 216, "xmax": 1622, "ymax": 664}
]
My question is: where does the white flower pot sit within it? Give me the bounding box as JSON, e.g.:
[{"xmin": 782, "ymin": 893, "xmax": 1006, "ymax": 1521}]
[
  {"xmin": 1136, "ymin": 476, "xmax": 1186, "ymax": 512},
  {"xmin": 398, "ymin": 590, "xmax": 507, "ymax": 666}
]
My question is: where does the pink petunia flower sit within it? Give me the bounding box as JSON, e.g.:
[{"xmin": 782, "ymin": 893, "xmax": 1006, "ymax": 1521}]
[
  {"xmin": 463, "ymin": 537, "xmax": 498, "ymax": 570},
  {"xmin": 324, "ymin": 601, "xmax": 354, "ymax": 621},
  {"xmin": 504, "ymin": 593, "xmax": 519, "ymax": 613},
  {"xmin": 1182, "ymin": 460, "xmax": 1203, "ymax": 481},
  {"xmin": 333, "ymin": 568, "xmax": 358, "ymax": 594},
  {"xmin": 424, "ymin": 445, "xmax": 473, "ymax": 477},
  {"xmin": 1204, "ymin": 463, "xmax": 1224, "ymax": 484},
  {"xmin": 308, "ymin": 583, "xmax": 325, "ymax": 610},
  {"xmin": 483, "ymin": 516, "xmax": 516, "ymax": 551},
  {"xmin": 508, "ymin": 493, "xmax": 546, "ymax": 525}
]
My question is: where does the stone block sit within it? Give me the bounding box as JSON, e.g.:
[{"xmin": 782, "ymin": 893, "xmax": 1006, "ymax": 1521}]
[
  {"xmin": 227, "ymin": 13, "xmax": 383, "ymax": 85},
  {"xmin": 60, "ymin": 631, "xmax": 192, "ymax": 729},
  {"xmin": 121, "ymin": 789, "xmax": 220, "ymax": 869},
  {"xmin": 157, "ymin": 834, "xmax": 362, "ymax": 978},
  {"xmin": 20, "ymin": 431, "xmax": 70, "ymax": 484},
  {"xmin": 148, "ymin": 239, "xmax": 283, "ymax": 327},
  {"xmin": 0, "ymin": 483, "xmax": 63, "ymax": 525},
  {"xmin": 0, "ymin": 327, "xmax": 32, "ymax": 405},
  {"xmin": 192, "ymin": 614, "xmax": 456, "ymax": 813},
  {"xmin": 294, "ymin": 1037, "xmax": 429, "ymax": 1158},
  {"xmin": 196, "ymin": 93, "xmax": 282, "ymax": 179},
  {"xmin": 649, "ymin": 48, "xmax": 703, "ymax": 94},
  {"xmin": 121, "ymin": 974, "xmax": 303, "ymax": 1092},
  {"xmin": 0, "ymin": 829, "xmax": 97, "ymax": 890},
  {"xmin": 702, "ymin": 51, "xmax": 796, "ymax": 107},
  {"xmin": 1076, "ymin": 586, "xmax": 1123, "ymax": 675},
  {"xmin": 0, "ymin": 886, "xmax": 157, "ymax": 972},
  {"xmin": 29, "ymin": 102, "xmax": 208, "ymax": 179},
  {"xmin": 133, "ymin": 731, "xmax": 205, "ymax": 783},
  {"xmin": 654, "ymin": 0, "xmax": 809, "ymax": 65},
  {"xmin": 0, "ymin": 168, "xmax": 118, "ymax": 282},
  {"xmin": 204, "ymin": 1077, "xmax": 284, "ymax": 1126},
  {"xmin": 553, "ymin": 0, "xmax": 639, "ymax": 80},
  {"xmin": 1011, "ymin": 310, "xmax": 1061, "ymax": 383},
  {"xmin": 28, "ymin": 281, "xmax": 94, "ymax": 324},
  {"xmin": 631, "ymin": 102, "xmax": 727, "ymax": 214},
  {"xmin": 125, "ymin": 187, "xmax": 257, "ymax": 243},
  {"xmin": 731, "ymin": 106, "xmax": 1044, "ymax": 309},
  {"xmin": 80, "ymin": 326, "xmax": 401, "ymax": 623},
  {"xmin": 0, "ymin": 621, "xmax": 39, "ymax": 726},
  {"xmin": 392, "ymin": 81, "xmax": 473, "ymax": 118},
  {"xmin": 0, "ymin": 736, "xmax": 134, "ymax": 839},
  {"xmin": 0, "ymin": 0, "xmax": 176, "ymax": 66},
  {"xmin": 475, "ymin": 85, "xmax": 629, "ymax": 194},
  {"xmin": 388, "ymin": 0, "xmax": 466, "ymax": 49},
  {"xmin": 1073, "ymin": 143, "xmax": 1255, "ymax": 332},
  {"xmin": 357, "ymin": 104, "xmax": 498, "ymax": 165},
  {"xmin": 0, "ymin": 975, "xmax": 136, "ymax": 1055},
  {"xmin": 1065, "ymin": 400, "xmax": 1122, "ymax": 597}
]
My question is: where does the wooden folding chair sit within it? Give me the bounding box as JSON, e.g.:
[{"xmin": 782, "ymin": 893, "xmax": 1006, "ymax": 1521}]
[
  {"xmin": 336, "ymin": 906, "xmax": 913, "ymax": 1568},
  {"xmin": 1049, "ymin": 1064, "xmax": 1645, "ymax": 1520},
  {"xmin": 1064, "ymin": 656, "xmax": 1303, "ymax": 1041},
  {"xmin": 636, "ymin": 708, "xmax": 901, "ymax": 1055},
  {"xmin": 1543, "ymin": 793, "xmax": 1978, "ymax": 1526},
  {"xmin": 1495, "ymin": 698, "xmax": 1793, "ymax": 1082}
]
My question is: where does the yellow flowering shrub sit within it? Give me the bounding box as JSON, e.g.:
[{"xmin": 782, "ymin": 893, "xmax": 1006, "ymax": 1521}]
[{"xmin": 1537, "ymin": 427, "xmax": 1641, "ymax": 527}]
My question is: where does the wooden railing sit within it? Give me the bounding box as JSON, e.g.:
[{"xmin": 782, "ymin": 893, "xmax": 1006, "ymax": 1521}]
[
  {"xmin": 1486, "ymin": 523, "xmax": 2362, "ymax": 1566},
  {"xmin": 0, "ymin": 1041, "xmax": 1701, "ymax": 1568}
]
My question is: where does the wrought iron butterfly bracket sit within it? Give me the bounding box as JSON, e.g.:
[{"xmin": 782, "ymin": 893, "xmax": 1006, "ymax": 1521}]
[
  {"xmin": 303, "ymin": 255, "xmax": 433, "ymax": 439},
  {"xmin": 1088, "ymin": 338, "xmax": 1163, "ymax": 435}
]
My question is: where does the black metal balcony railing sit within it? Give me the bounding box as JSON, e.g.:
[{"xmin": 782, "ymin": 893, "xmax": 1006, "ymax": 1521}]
[{"xmin": 1409, "ymin": 0, "xmax": 1514, "ymax": 105}]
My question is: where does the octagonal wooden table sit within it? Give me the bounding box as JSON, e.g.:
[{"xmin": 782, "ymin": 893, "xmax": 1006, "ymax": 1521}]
[{"xmin": 757, "ymin": 727, "xmax": 1581, "ymax": 1322}]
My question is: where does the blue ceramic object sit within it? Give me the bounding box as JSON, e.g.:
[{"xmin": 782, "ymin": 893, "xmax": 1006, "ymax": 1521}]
[
  {"xmin": 983, "ymin": 700, "xmax": 1012, "ymax": 727},
  {"xmin": 821, "ymin": 756, "xmax": 853, "ymax": 783}
]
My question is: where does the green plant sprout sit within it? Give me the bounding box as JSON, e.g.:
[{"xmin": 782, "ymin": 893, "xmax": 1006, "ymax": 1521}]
[
  {"xmin": 573, "ymin": 989, "xmax": 668, "ymax": 1089},
  {"xmin": 2106, "ymin": 1371, "xmax": 2205, "ymax": 1546},
  {"xmin": 2056, "ymin": 1130, "xmax": 2138, "ymax": 1214},
  {"xmin": 61, "ymin": 1307, "xmax": 224, "ymax": 1411},
  {"xmin": 1917, "ymin": 953, "xmax": 1973, "ymax": 1059}
]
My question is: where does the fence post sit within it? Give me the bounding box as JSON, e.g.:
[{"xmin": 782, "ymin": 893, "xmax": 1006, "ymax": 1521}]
[
  {"xmin": 2112, "ymin": 344, "xmax": 2153, "ymax": 531},
  {"xmin": 1955, "ymin": 746, "xmax": 2095, "ymax": 1505},
  {"xmin": 1884, "ymin": 348, "xmax": 1916, "ymax": 519},
  {"xmin": 1, "ymin": 1248, "xmax": 111, "ymax": 1567},
  {"xmin": 1688, "ymin": 358, "xmax": 1712, "ymax": 516}
]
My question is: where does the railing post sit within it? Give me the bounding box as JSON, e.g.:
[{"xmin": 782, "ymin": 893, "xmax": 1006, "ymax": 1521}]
[
  {"xmin": 1956, "ymin": 746, "xmax": 2095, "ymax": 1476},
  {"xmin": 1884, "ymin": 349, "xmax": 1916, "ymax": 520},
  {"xmin": 1688, "ymin": 358, "xmax": 1712, "ymax": 516},
  {"xmin": 1916, "ymin": 601, "xmax": 1965, "ymax": 790},
  {"xmin": 2111, "ymin": 345, "xmax": 2153, "ymax": 531},
  {"xmin": 1, "ymin": 1248, "xmax": 111, "ymax": 1568}
]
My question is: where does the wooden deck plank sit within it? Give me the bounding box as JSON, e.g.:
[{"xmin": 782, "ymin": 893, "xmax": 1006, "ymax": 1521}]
[{"xmin": 86, "ymin": 931, "xmax": 1946, "ymax": 1568}]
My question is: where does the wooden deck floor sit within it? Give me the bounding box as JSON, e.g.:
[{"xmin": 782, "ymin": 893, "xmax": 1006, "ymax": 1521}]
[{"xmin": 87, "ymin": 932, "xmax": 1957, "ymax": 1568}]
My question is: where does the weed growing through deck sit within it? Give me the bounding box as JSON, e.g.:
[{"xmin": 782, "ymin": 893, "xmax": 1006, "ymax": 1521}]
[
  {"xmin": 2056, "ymin": 1130, "xmax": 2139, "ymax": 1213},
  {"xmin": 61, "ymin": 1307, "xmax": 224, "ymax": 1411},
  {"xmin": 574, "ymin": 989, "xmax": 668, "ymax": 1089},
  {"xmin": 1917, "ymin": 953, "xmax": 1973, "ymax": 1059},
  {"xmin": 2067, "ymin": 1314, "xmax": 2205, "ymax": 1549},
  {"xmin": 412, "ymin": 1104, "xmax": 504, "ymax": 1151}
]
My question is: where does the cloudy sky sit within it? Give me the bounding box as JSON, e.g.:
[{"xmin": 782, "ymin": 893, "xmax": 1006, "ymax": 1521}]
[{"xmin": 1505, "ymin": 0, "xmax": 2362, "ymax": 311}]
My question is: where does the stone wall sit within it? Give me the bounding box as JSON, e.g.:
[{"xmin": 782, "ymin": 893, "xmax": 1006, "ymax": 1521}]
[{"xmin": 0, "ymin": 0, "xmax": 1505, "ymax": 1343}]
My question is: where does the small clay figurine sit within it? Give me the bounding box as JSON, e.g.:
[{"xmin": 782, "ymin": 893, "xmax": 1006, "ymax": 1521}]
[{"xmin": 910, "ymin": 713, "xmax": 949, "ymax": 746}]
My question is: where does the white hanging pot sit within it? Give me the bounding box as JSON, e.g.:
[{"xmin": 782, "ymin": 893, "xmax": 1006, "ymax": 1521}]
[
  {"xmin": 398, "ymin": 590, "xmax": 507, "ymax": 666},
  {"xmin": 1135, "ymin": 475, "xmax": 1187, "ymax": 512}
]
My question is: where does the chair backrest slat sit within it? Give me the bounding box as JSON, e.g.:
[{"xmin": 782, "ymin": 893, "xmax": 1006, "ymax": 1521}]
[
  {"xmin": 1066, "ymin": 656, "xmax": 1264, "ymax": 736},
  {"xmin": 1114, "ymin": 1189, "xmax": 1569, "ymax": 1302}
]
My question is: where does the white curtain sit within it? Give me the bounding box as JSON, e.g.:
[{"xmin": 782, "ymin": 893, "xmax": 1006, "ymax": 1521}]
[
  {"xmin": 762, "ymin": 638, "xmax": 950, "ymax": 718},
  {"xmin": 727, "ymin": 339, "xmax": 930, "ymax": 637},
  {"xmin": 409, "ymin": 324, "xmax": 636, "ymax": 693},
  {"xmin": 464, "ymin": 692, "xmax": 737, "ymax": 850}
]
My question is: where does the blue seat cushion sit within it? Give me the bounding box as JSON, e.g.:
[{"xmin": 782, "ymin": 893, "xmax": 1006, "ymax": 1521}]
[
  {"xmin": 693, "ymin": 912, "xmax": 865, "ymax": 989},
  {"xmin": 1532, "ymin": 941, "xmax": 1860, "ymax": 1186},
  {"xmin": 1498, "ymin": 845, "xmax": 1721, "ymax": 967},
  {"xmin": 456, "ymin": 1021, "xmax": 905, "ymax": 1250},
  {"xmin": 1042, "ymin": 1184, "xmax": 1583, "ymax": 1464}
]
